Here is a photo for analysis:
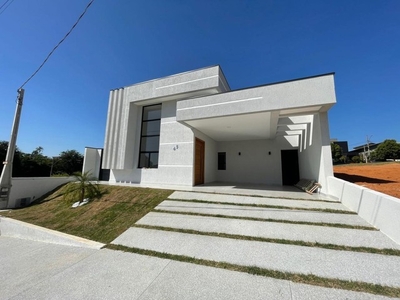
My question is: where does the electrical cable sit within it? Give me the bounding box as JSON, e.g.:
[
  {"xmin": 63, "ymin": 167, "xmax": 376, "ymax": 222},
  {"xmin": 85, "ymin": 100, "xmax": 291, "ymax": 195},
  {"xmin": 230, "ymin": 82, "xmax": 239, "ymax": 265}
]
[
  {"xmin": 0, "ymin": 0, "xmax": 15, "ymax": 16},
  {"xmin": 0, "ymin": 0, "xmax": 11, "ymax": 10},
  {"xmin": 19, "ymin": 0, "xmax": 95, "ymax": 89}
]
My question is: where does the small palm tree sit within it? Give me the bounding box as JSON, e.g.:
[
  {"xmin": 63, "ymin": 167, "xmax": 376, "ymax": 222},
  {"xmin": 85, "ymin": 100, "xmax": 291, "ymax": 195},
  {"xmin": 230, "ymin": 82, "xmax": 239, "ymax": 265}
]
[{"xmin": 63, "ymin": 171, "xmax": 101, "ymax": 204}]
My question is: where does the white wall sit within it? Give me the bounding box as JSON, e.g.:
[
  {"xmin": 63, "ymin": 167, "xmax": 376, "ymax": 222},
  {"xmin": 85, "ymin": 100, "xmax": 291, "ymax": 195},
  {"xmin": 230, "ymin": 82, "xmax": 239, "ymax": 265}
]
[
  {"xmin": 82, "ymin": 148, "xmax": 102, "ymax": 179},
  {"xmin": 327, "ymin": 176, "xmax": 400, "ymax": 245},
  {"xmin": 7, "ymin": 177, "xmax": 73, "ymax": 208},
  {"xmin": 215, "ymin": 137, "xmax": 296, "ymax": 185},
  {"xmin": 298, "ymin": 113, "xmax": 333, "ymax": 193},
  {"xmin": 109, "ymin": 100, "xmax": 196, "ymax": 186}
]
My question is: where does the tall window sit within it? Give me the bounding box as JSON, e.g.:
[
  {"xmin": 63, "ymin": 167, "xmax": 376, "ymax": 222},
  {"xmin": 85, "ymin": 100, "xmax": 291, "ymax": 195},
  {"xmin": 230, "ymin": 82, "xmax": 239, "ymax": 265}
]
[{"xmin": 138, "ymin": 104, "xmax": 161, "ymax": 168}]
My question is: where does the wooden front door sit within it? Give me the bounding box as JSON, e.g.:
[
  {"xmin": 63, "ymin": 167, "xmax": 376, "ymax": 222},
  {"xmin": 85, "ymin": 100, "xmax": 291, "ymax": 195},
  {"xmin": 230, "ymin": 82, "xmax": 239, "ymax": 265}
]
[{"xmin": 194, "ymin": 138, "xmax": 205, "ymax": 185}]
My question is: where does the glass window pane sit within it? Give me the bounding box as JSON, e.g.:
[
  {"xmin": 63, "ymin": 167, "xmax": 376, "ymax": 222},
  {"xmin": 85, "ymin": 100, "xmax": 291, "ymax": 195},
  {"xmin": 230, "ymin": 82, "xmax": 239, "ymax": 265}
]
[
  {"xmin": 141, "ymin": 120, "xmax": 161, "ymax": 136},
  {"xmin": 143, "ymin": 105, "xmax": 161, "ymax": 120},
  {"xmin": 149, "ymin": 153, "xmax": 159, "ymax": 168},
  {"xmin": 141, "ymin": 136, "xmax": 160, "ymax": 152},
  {"xmin": 139, "ymin": 153, "xmax": 150, "ymax": 168}
]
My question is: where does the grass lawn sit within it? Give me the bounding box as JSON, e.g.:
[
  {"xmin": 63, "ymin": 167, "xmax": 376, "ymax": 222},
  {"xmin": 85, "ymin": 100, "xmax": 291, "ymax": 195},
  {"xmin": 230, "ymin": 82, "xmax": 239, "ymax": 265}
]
[{"xmin": 0, "ymin": 184, "xmax": 173, "ymax": 243}]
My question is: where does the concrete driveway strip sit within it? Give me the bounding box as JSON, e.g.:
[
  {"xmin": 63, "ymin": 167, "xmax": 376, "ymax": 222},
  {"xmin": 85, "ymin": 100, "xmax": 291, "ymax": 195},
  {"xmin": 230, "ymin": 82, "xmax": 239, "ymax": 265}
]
[
  {"xmin": 112, "ymin": 227, "xmax": 400, "ymax": 287},
  {"xmin": 169, "ymin": 191, "xmax": 350, "ymax": 211},
  {"xmin": 138, "ymin": 260, "xmax": 394, "ymax": 300},
  {"xmin": 156, "ymin": 200, "xmax": 371, "ymax": 226},
  {"xmin": 1, "ymin": 237, "xmax": 394, "ymax": 300},
  {"xmin": 136, "ymin": 212, "xmax": 400, "ymax": 249},
  {"xmin": 0, "ymin": 237, "xmax": 97, "ymax": 300}
]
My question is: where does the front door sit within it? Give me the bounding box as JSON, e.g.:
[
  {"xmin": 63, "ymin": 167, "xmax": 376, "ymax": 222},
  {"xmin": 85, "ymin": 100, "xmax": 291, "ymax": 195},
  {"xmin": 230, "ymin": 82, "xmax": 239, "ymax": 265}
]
[
  {"xmin": 194, "ymin": 138, "xmax": 205, "ymax": 185},
  {"xmin": 281, "ymin": 149, "xmax": 300, "ymax": 185}
]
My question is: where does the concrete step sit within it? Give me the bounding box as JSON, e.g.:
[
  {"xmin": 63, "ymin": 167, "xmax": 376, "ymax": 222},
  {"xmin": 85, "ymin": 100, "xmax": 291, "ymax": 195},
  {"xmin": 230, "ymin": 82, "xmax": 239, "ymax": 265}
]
[
  {"xmin": 156, "ymin": 200, "xmax": 372, "ymax": 227},
  {"xmin": 111, "ymin": 227, "xmax": 400, "ymax": 287},
  {"xmin": 137, "ymin": 212, "xmax": 399, "ymax": 249},
  {"xmin": 169, "ymin": 191, "xmax": 350, "ymax": 211}
]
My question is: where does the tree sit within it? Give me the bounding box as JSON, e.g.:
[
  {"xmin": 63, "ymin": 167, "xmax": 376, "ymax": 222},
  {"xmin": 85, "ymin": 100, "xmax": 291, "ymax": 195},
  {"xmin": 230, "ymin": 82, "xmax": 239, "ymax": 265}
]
[
  {"xmin": 331, "ymin": 142, "xmax": 343, "ymax": 164},
  {"xmin": 19, "ymin": 147, "xmax": 52, "ymax": 177},
  {"xmin": 53, "ymin": 150, "xmax": 83, "ymax": 175},
  {"xmin": 373, "ymin": 139, "xmax": 400, "ymax": 161},
  {"xmin": 63, "ymin": 171, "xmax": 100, "ymax": 203},
  {"xmin": 0, "ymin": 140, "xmax": 23, "ymax": 176}
]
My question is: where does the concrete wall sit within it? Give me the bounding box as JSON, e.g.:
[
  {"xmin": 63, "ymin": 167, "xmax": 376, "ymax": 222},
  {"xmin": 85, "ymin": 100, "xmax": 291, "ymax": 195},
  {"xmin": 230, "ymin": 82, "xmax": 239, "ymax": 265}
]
[
  {"xmin": 109, "ymin": 100, "xmax": 196, "ymax": 186},
  {"xmin": 298, "ymin": 113, "xmax": 333, "ymax": 194},
  {"xmin": 103, "ymin": 66, "xmax": 228, "ymax": 171},
  {"xmin": 177, "ymin": 74, "xmax": 336, "ymax": 121},
  {"xmin": 7, "ymin": 177, "xmax": 73, "ymax": 209},
  {"xmin": 82, "ymin": 148, "xmax": 102, "ymax": 179},
  {"xmin": 215, "ymin": 137, "xmax": 296, "ymax": 185},
  {"xmin": 327, "ymin": 176, "xmax": 400, "ymax": 245}
]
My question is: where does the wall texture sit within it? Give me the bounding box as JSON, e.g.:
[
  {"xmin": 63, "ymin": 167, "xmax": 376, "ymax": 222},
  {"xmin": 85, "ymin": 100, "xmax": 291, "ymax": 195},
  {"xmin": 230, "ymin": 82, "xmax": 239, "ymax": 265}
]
[{"xmin": 215, "ymin": 138, "xmax": 295, "ymax": 185}]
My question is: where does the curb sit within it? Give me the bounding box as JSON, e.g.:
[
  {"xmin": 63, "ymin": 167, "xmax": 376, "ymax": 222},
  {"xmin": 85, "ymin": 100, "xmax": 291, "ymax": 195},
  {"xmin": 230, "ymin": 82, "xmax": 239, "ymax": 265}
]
[{"xmin": 0, "ymin": 216, "xmax": 105, "ymax": 249}]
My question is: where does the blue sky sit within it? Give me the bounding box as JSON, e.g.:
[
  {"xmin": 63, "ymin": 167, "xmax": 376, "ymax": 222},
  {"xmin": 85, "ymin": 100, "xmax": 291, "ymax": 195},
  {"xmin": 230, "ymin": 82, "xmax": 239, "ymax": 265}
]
[{"xmin": 1, "ymin": 0, "xmax": 399, "ymax": 156}]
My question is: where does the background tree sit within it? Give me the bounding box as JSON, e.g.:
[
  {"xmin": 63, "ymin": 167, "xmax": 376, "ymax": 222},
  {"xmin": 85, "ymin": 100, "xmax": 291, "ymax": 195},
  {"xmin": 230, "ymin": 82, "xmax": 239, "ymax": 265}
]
[
  {"xmin": 372, "ymin": 139, "xmax": 400, "ymax": 161},
  {"xmin": 19, "ymin": 147, "xmax": 52, "ymax": 177},
  {"xmin": 0, "ymin": 140, "xmax": 23, "ymax": 176},
  {"xmin": 331, "ymin": 142, "xmax": 343, "ymax": 164},
  {"xmin": 1, "ymin": 142, "xmax": 83, "ymax": 177},
  {"xmin": 53, "ymin": 150, "xmax": 83, "ymax": 175}
]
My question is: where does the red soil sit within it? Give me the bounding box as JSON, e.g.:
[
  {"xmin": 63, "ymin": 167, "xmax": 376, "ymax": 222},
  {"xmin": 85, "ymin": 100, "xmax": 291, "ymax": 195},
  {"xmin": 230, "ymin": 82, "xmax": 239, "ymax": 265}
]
[{"xmin": 333, "ymin": 163, "xmax": 400, "ymax": 199}]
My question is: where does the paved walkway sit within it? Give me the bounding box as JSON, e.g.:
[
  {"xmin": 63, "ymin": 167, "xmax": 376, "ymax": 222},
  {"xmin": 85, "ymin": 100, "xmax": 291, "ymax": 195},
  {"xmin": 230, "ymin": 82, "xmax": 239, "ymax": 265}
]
[
  {"xmin": 112, "ymin": 190, "xmax": 400, "ymax": 294},
  {"xmin": 2, "ymin": 187, "xmax": 400, "ymax": 299},
  {"xmin": 0, "ymin": 236, "xmax": 394, "ymax": 300}
]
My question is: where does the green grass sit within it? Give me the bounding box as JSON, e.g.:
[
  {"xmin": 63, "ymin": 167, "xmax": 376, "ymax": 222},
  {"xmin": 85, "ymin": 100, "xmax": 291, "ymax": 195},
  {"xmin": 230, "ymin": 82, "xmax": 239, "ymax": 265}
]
[
  {"xmin": 168, "ymin": 198, "xmax": 357, "ymax": 214},
  {"xmin": 134, "ymin": 223, "xmax": 399, "ymax": 256},
  {"xmin": 106, "ymin": 244, "xmax": 400, "ymax": 298},
  {"xmin": 0, "ymin": 183, "xmax": 172, "ymax": 243},
  {"xmin": 153, "ymin": 209, "xmax": 375, "ymax": 230}
]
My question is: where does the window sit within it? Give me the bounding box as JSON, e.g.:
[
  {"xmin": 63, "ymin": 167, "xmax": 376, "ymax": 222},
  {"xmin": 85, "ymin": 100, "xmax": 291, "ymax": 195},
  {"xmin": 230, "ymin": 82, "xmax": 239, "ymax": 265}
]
[
  {"xmin": 218, "ymin": 152, "xmax": 226, "ymax": 170},
  {"xmin": 138, "ymin": 104, "xmax": 161, "ymax": 168}
]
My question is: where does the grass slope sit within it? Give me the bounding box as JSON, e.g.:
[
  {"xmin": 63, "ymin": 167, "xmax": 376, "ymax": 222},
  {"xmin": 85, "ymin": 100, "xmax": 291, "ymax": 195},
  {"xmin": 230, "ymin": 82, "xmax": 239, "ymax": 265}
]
[{"xmin": 0, "ymin": 184, "xmax": 172, "ymax": 243}]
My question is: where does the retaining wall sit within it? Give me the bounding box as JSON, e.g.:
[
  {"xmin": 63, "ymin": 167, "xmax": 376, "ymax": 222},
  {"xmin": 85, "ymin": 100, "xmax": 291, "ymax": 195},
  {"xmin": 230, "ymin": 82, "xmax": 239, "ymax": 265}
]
[
  {"xmin": 7, "ymin": 177, "xmax": 73, "ymax": 208},
  {"xmin": 327, "ymin": 176, "xmax": 400, "ymax": 245}
]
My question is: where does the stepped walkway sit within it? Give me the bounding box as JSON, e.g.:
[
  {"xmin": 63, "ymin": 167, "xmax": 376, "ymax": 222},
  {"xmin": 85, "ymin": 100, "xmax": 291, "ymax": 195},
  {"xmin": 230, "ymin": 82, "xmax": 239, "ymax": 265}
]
[{"xmin": 112, "ymin": 189, "xmax": 400, "ymax": 298}]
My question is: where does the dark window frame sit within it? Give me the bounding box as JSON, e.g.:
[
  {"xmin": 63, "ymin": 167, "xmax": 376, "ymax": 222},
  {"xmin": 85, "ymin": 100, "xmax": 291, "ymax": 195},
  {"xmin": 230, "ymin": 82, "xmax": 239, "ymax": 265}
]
[
  {"xmin": 138, "ymin": 104, "xmax": 161, "ymax": 168},
  {"xmin": 218, "ymin": 152, "xmax": 226, "ymax": 170}
]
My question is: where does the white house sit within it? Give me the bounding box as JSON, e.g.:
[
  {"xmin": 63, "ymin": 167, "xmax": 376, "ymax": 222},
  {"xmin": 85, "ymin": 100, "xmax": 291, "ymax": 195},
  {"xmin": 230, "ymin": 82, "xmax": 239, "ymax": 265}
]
[{"xmin": 83, "ymin": 65, "xmax": 336, "ymax": 194}]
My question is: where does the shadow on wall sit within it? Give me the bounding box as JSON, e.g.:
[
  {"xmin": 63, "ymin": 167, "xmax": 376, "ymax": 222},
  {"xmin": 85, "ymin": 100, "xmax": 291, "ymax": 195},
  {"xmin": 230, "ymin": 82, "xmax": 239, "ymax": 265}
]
[{"xmin": 334, "ymin": 173, "xmax": 396, "ymax": 184}]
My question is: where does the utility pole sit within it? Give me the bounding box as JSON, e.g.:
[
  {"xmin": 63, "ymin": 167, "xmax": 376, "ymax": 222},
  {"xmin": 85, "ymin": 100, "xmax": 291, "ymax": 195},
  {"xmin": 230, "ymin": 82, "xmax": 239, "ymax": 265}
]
[
  {"xmin": 0, "ymin": 89, "xmax": 25, "ymax": 209},
  {"xmin": 366, "ymin": 135, "xmax": 372, "ymax": 163}
]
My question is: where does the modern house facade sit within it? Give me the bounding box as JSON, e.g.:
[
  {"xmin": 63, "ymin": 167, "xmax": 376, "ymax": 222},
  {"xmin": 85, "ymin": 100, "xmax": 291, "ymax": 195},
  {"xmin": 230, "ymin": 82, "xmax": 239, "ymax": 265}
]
[{"xmin": 83, "ymin": 66, "xmax": 336, "ymax": 194}]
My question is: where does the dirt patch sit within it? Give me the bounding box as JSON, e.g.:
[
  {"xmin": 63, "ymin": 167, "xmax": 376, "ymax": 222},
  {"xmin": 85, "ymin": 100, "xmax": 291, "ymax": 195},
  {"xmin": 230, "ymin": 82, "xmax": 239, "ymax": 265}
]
[{"xmin": 334, "ymin": 163, "xmax": 400, "ymax": 199}]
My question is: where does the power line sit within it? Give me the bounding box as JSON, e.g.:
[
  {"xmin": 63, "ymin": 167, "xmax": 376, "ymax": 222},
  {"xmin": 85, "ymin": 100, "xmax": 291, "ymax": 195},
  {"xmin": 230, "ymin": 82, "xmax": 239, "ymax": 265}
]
[
  {"xmin": 0, "ymin": 0, "xmax": 15, "ymax": 16},
  {"xmin": 19, "ymin": 0, "xmax": 95, "ymax": 89},
  {"xmin": 0, "ymin": 0, "xmax": 11, "ymax": 10}
]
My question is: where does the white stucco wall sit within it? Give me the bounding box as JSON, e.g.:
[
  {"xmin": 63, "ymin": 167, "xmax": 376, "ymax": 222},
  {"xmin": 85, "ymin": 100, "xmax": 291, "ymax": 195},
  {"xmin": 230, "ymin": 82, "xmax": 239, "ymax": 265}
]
[
  {"xmin": 177, "ymin": 74, "xmax": 336, "ymax": 122},
  {"xmin": 298, "ymin": 113, "xmax": 333, "ymax": 194},
  {"xmin": 109, "ymin": 100, "xmax": 196, "ymax": 186},
  {"xmin": 215, "ymin": 138, "xmax": 296, "ymax": 185},
  {"xmin": 7, "ymin": 177, "xmax": 73, "ymax": 208}
]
